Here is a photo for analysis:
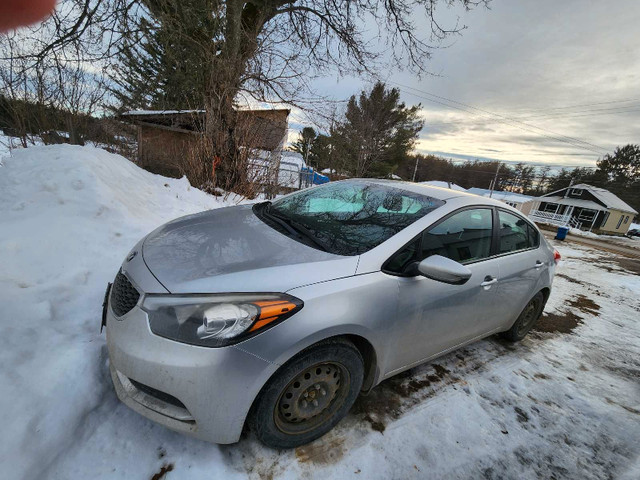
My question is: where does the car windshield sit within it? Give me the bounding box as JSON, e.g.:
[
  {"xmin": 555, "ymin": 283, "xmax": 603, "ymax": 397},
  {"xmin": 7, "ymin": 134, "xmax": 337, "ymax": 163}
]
[{"xmin": 257, "ymin": 181, "xmax": 445, "ymax": 255}]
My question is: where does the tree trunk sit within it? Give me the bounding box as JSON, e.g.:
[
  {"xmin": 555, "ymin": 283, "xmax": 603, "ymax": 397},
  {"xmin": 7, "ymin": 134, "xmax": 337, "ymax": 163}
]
[{"xmin": 202, "ymin": 0, "xmax": 271, "ymax": 194}]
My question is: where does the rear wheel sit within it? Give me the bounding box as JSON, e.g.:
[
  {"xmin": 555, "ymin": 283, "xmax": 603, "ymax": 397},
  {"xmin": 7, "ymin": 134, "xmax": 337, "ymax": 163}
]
[
  {"xmin": 502, "ymin": 291, "xmax": 545, "ymax": 342},
  {"xmin": 250, "ymin": 339, "xmax": 363, "ymax": 449}
]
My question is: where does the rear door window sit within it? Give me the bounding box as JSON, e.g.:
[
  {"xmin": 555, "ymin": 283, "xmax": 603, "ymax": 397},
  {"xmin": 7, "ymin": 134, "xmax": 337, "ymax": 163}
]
[
  {"xmin": 422, "ymin": 208, "xmax": 493, "ymax": 264},
  {"xmin": 498, "ymin": 210, "xmax": 537, "ymax": 253}
]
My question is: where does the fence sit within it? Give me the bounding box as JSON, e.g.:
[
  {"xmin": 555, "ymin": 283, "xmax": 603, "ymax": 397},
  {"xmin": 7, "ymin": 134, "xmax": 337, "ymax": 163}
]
[
  {"xmin": 528, "ymin": 210, "xmax": 582, "ymax": 230},
  {"xmin": 247, "ymin": 157, "xmax": 329, "ymax": 197}
]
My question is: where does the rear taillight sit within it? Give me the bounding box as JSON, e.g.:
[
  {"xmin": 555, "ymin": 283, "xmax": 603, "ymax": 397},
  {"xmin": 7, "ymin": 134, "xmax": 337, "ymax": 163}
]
[{"xmin": 553, "ymin": 249, "xmax": 561, "ymax": 265}]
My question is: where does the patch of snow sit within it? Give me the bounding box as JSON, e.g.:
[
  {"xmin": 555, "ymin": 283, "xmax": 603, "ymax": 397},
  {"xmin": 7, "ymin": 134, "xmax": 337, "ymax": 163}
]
[
  {"xmin": 0, "ymin": 133, "xmax": 45, "ymax": 160},
  {"xmin": 568, "ymin": 228, "xmax": 600, "ymax": 238},
  {"xmin": 568, "ymin": 228, "xmax": 640, "ymax": 247}
]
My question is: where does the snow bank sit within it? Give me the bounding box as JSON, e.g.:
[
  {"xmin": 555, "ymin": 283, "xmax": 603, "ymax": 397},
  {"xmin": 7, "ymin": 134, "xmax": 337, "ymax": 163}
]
[{"xmin": 0, "ymin": 145, "xmax": 236, "ymax": 479}]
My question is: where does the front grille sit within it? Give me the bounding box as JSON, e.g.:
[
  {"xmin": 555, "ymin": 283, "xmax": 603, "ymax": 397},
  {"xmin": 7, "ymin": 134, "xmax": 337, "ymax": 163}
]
[
  {"xmin": 110, "ymin": 270, "xmax": 140, "ymax": 317},
  {"xmin": 129, "ymin": 379, "xmax": 188, "ymax": 410}
]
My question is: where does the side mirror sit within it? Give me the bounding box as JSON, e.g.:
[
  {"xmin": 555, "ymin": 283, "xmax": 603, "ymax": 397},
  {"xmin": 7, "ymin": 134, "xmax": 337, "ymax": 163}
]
[{"xmin": 411, "ymin": 255, "xmax": 472, "ymax": 285}]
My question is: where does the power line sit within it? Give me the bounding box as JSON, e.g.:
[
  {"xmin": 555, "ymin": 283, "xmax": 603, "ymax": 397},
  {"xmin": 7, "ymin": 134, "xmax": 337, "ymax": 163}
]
[
  {"xmin": 511, "ymin": 105, "xmax": 640, "ymax": 120},
  {"xmin": 388, "ymin": 80, "xmax": 611, "ymax": 155},
  {"xmin": 507, "ymin": 97, "xmax": 640, "ymax": 113},
  {"xmin": 423, "ymin": 106, "xmax": 640, "ymax": 127},
  {"xmin": 395, "ymin": 81, "xmax": 611, "ymax": 154}
]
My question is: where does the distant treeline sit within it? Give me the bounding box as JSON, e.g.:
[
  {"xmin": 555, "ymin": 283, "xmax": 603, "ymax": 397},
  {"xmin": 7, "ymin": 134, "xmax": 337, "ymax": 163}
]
[
  {"xmin": 395, "ymin": 155, "xmax": 550, "ymax": 195},
  {"xmin": 0, "ymin": 95, "xmax": 133, "ymax": 150},
  {"xmin": 395, "ymin": 150, "xmax": 639, "ymax": 215}
]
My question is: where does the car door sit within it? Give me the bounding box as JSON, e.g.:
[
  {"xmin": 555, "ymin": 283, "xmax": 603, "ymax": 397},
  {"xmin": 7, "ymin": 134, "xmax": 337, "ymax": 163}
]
[
  {"xmin": 489, "ymin": 209, "xmax": 546, "ymax": 331},
  {"xmin": 382, "ymin": 207, "xmax": 501, "ymax": 375}
]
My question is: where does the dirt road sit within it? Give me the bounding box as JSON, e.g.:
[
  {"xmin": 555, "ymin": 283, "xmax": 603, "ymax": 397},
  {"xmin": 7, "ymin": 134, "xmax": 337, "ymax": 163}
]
[{"xmin": 542, "ymin": 231, "xmax": 640, "ymax": 258}]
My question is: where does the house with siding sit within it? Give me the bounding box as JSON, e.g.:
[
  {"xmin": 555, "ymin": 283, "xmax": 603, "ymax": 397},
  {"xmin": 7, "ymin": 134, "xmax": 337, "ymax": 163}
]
[{"xmin": 524, "ymin": 184, "xmax": 637, "ymax": 234}]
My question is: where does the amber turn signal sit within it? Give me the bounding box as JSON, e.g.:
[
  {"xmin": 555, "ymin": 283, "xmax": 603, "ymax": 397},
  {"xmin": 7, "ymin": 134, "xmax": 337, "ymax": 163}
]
[{"xmin": 249, "ymin": 300, "xmax": 300, "ymax": 332}]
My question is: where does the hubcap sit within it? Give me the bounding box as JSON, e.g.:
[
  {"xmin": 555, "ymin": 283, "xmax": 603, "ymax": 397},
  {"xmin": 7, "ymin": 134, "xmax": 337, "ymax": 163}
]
[
  {"xmin": 274, "ymin": 362, "xmax": 349, "ymax": 434},
  {"xmin": 518, "ymin": 297, "xmax": 541, "ymax": 336}
]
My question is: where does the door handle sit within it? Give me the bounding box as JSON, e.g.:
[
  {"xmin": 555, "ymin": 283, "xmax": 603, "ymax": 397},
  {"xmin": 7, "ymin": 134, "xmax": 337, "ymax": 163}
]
[
  {"xmin": 480, "ymin": 276, "xmax": 498, "ymax": 289},
  {"xmin": 534, "ymin": 261, "xmax": 544, "ymax": 269}
]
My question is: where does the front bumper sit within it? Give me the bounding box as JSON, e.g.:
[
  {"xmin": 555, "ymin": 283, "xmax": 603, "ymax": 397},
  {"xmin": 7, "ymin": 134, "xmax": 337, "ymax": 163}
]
[{"xmin": 106, "ymin": 303, "xmax": 278, "ymax": 444}]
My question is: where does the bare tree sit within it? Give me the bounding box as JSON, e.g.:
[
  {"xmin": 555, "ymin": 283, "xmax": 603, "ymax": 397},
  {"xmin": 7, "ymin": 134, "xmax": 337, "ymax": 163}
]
[
  {"xmin": 1, "ymin": 24, "xmax": 108, "ymax": 146},
  {"xmin": 3, "ymin": 0, "xmax": 488, "ymax": 189}
]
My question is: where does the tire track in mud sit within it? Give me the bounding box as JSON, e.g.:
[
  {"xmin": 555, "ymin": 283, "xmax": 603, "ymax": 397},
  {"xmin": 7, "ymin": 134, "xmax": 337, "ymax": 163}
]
[{"xmin": 350, "ymin": 338, "xmax": 527, "ymax": 435}]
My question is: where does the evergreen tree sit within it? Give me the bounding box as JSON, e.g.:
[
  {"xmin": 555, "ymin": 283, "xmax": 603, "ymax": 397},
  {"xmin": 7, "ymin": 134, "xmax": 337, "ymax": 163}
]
[
  {"xmin": 112, "ymin": 0, "xmax": 222, "ymax": 111},
  {"xmin": 308, "ymin": 134, "xmax": 335, "ymax": 172},
  {"xmin": 291, "ymin": 127, "xmax": 317, "ymax": 163},
  {"xmin": 333, "ymin": 82, "xmax": 423, "ymax": 177},
  {"xmin": 595, "ymin": 144, "xmax": 640, "ymax": 214},
  {"xmin": 596, "ymin": 144, "xmax": 640, "ymax": 186}
]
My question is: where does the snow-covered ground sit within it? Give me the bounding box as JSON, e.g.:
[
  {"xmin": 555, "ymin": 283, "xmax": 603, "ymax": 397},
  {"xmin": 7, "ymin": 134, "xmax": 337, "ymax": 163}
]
[
  {"xmin": 568, "ymin": 227, "xmax": 640, "ymax": 249},
  {"xmin": 1, "ymin": 146, "xmax": 639, "ymax": 480}
]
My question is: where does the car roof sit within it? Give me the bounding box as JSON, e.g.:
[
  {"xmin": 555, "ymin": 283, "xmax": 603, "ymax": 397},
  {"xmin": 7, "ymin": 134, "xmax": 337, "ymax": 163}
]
[{"xmin": 347, "ymin": 178, "xmax": 508, "ymax": 207}]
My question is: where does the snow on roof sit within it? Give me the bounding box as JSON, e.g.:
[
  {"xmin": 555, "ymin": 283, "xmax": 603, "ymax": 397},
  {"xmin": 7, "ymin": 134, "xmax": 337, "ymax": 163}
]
[
  {"xmin": 487, "ymin": 191, "xmax": 534, "ymax": 204},
  {"xmin": 467, "ymin": 188, "xmax": 532, "ymax": 204},
  {"xmin": 122, "ymin": 107, "xmax": 291, "ymax": 116},
  {"xmin": 567, "ymin": 184, "xmax": 637, "ymax": 214},
  {"xmin": 420, "ymin": 180, "xmax": 467, "ymax": 191},
  {"xmin": 467, "ymin": 187, "xmax": 491, "ymax": 196},
  {"xmin": 281, "ymin": 151, "xmax": 306, "ymax": 169},
  {"xmin": 123, "ymin": 109, "xmax": 205, "ymax": 116}
]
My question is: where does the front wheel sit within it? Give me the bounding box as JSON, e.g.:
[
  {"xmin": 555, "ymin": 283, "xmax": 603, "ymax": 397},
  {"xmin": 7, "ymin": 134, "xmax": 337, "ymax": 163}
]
[
  {"xmin": 501, "ymin": 291, "xmax": 545, "ymax": 342},
  {"xmin": 250, "ymin": 339, "xmax": 364, "ymax": 449}
]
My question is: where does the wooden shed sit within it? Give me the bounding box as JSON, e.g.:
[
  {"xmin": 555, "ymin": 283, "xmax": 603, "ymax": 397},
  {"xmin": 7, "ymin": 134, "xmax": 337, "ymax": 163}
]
[{"xmin": 120, "ymin": 108, "xmax": 290, "ymax": 178}]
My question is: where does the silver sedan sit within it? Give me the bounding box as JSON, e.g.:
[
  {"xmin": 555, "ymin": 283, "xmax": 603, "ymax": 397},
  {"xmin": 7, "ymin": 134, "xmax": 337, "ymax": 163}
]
[{"xmin": 104, "ymin": 179, "xmax": 558, "ymax": 448}]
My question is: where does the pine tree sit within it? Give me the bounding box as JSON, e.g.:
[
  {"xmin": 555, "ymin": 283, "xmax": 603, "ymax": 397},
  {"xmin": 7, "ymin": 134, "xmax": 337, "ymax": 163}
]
[
  {"xmin": 291, "ymin": 127, "xmax": 317, "ymax": 163},
  {"xmin": 333, "ymin": 82, "xmax": 423, "ymax": 177},
  {"xmin": 111, "ymin": 0, "xmax": 223, "ymax": 111}
]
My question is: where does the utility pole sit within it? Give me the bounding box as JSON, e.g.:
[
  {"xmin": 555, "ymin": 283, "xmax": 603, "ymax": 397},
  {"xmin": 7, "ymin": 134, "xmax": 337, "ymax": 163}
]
[
  {"xmin": 412, "ymin": 156, "xmax": 419, "ymax": 182},
  {"xmin": 489, "ymin": 162, "xmax": 501, "ymax": 198},
  {"xmin": 304, "ymin": 138, "xmax": 311, "ymax": 166}
]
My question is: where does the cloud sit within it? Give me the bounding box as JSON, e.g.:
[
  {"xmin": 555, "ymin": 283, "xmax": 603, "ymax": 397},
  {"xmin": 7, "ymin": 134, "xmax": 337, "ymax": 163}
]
[{"xmin": 299, "ymin": 0, "xmax": 640, "ymax": 169}]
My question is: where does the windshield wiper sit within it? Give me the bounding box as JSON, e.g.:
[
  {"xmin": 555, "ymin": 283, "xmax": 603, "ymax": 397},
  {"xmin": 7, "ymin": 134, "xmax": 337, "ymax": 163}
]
[{"xmin": 261, "ymin": 202, "xmax": 328, "ymax": 252}]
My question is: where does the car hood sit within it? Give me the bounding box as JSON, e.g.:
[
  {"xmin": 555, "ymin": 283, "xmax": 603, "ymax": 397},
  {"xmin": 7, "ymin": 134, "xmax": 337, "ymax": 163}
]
[{"xmin": 142, "ymin": 204, "xmax": 359, "ymax": 293}]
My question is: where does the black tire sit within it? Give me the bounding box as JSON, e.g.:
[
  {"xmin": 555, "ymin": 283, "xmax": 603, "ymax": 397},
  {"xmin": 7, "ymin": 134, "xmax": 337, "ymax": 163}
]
[
  {"xmin": 250, "ymin": 338, "xmax": 364, "ymax": 449},
  {"xmin": 501, "ymin": 291, "xmax": 545, "ymax": 342}
]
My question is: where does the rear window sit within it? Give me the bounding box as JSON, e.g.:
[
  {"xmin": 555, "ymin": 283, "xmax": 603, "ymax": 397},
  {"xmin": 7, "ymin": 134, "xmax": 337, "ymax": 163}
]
[
  {"xmin": 264, "ymin": 181, "xmax": 444, "ymax": 255},
  {"xmin": 498, "ymin": 210, "xmax": 539, "ymax": 253}
]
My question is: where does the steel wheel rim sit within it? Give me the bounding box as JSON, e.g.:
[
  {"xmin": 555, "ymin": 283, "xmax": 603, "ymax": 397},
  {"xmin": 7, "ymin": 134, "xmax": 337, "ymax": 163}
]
[
  {"xmin": 517, "ymin": 297, "xmax": 541, "ymax": 336},
  {"xmin": 274, "ymin": 362, "xmax": 350, "ymax": 435}
]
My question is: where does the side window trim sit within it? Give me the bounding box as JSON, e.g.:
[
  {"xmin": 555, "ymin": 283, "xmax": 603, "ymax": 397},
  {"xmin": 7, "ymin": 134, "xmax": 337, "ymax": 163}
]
[
  {"xmin": 382, "ymin": 205, "xmax": 495, "ymax": 276},
  {"xmin": 493, "ymin": 207, "xmax": 540, "ymax": 258}
]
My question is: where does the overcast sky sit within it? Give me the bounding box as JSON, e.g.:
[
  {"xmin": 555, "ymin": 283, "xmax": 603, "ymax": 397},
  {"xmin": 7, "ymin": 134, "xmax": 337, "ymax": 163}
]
[{"xmin": 290, "ymin": 0, "xmax": 640, "ymax": 169}]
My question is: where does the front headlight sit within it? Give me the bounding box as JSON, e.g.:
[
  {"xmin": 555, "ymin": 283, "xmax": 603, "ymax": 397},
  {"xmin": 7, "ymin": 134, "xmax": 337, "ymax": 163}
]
[{"xmin": 142, "ymin": 293, "xmax": 303, "ymax": 347}]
